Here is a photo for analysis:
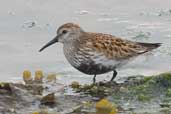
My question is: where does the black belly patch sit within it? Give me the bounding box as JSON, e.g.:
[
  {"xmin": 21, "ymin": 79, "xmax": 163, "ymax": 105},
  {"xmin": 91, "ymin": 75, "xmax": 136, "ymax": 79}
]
[{"xmin": 75, "ymin": 62, "xmax": 112, "ymax": 75}]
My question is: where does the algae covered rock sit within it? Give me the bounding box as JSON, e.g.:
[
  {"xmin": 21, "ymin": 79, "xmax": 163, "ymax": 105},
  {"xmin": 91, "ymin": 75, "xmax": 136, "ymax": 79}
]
[
  {"xmin": 34, "ymin": 70, "xmax": 44, "ymax": 83},
  {"xmin": 166, "ymin": 88, "xmax": 171, "ymax": 97},
  {"xmin": 70, "ymin": 81, "xmax": 80, "ymax": 89},
  {"xmin": 23, "ymin": 70, "xmax": 33, "ymax": 84},
  {"xmin": 96, "ymin": 99, "xmax": 117, "ymax": 114},
  {"xmin": 1, "ymin": 71, "xmax": 171, "ymax": 114},
  {"xmin": 0, "ymin": 82, "xmax": 12, "ymax": 93},
  {"xmin": 41, "ymin": 93, "xmax": 55, "ymax": 105},
  {"xmin": 46, "ymin": 73, "xmax": 57, "ymax": 82},
  {"xmin": 70, "ymin": 72, "xmax": 171, "ymax": 114}
]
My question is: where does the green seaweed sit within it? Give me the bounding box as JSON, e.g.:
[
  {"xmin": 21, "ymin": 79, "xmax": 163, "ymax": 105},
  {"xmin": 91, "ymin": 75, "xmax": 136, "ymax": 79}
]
[
  {"xmin": 166, "ymin": 88, "xmax": 171, "ymax": 97},
  {"xmin": 137, "ymin": 93, "xmax": 152, "ymax": 101}
]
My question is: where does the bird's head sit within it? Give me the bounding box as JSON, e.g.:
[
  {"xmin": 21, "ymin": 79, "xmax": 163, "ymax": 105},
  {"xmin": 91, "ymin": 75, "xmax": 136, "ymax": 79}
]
[{"xmin": 39, "ymin": 23, "xmax": 84, "ymax": 52}]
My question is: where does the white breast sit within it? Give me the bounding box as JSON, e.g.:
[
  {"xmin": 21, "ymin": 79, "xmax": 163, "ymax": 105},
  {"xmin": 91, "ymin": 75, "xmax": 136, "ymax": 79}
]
[
  {"xmin": 91, "ymin": 53, "xmax": 128, "ymax": 69},
  {"xmin": 63, "ymin": 44, "xmax": 88, "ymax": 68}
]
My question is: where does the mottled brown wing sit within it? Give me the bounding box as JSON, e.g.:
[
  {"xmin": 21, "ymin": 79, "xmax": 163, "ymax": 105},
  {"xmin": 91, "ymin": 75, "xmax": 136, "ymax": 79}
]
[{"xmin": 84, "ymin": 33, "xmax": 150, "ymax": 60}]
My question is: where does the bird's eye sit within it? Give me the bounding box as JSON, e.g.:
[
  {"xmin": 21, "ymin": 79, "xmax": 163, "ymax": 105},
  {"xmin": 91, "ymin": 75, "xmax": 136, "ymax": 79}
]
[{"xmin": 62, "ymin": 30, "xmax": 67, "ymax": 34}]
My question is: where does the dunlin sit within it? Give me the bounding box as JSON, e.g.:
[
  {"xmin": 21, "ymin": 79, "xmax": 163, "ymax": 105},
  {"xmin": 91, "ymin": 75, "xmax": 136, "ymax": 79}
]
[{"xmin": 39, "ymin": 23, "xmax": 161, "ymax": 83}]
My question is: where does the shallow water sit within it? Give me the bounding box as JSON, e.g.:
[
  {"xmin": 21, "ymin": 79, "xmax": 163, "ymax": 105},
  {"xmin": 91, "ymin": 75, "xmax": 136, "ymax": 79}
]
[{"xmin": 0, "ymin": 0, "xmax": 171, "ymax": 83}]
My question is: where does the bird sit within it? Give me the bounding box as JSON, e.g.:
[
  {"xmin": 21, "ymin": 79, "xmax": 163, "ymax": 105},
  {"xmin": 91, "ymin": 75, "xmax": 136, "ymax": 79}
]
[{"xmin": 39, "ymin": 23, "xmax": 161, "ymax": 83}]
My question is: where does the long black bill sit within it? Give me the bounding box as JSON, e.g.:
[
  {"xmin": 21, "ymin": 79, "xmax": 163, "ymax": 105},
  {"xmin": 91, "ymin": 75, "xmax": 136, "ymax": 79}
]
[{"xmin": 39, "ymin": 35, "xmax": 59, "ymax": 52}]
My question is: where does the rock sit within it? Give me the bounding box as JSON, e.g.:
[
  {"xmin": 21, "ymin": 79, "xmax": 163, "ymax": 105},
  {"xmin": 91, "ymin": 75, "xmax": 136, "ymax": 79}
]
[
  {"xmin": 46, "ymin": 74, "xmax": 57, "ymax": 82},
  {"xmin": 41, "ymin": 93, "xmax": 55, "ymax": 106},
  {"xmin": 0, "ymin": 82, "xmax": 12, "ymax": 93},
  {"xmin": 96, "ymin": 98, "xmax": 117, "ymax": 114},
  {"xmin": 71, "ymin": 81, "xmax": 80, "ymax": 89},
  {"xmin": 34, "ymin": 70, "xmax": 43, "ymax": 83},
  {"xmin": 23, "ymin": 70, "xmax": 33, "ymax": 84}
]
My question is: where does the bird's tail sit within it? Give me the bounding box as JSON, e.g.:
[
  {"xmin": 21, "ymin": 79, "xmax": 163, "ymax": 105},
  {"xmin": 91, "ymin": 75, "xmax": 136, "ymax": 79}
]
[{"xmin": 137, "ymin": 42, "xmax": 162, "ymax": 51}]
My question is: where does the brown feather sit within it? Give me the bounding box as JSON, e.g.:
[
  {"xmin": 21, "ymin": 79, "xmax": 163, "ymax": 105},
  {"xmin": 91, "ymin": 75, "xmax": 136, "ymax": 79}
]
[{"xmin": 81, "ymin": 32, "xmax": 160, "ymax": 60}]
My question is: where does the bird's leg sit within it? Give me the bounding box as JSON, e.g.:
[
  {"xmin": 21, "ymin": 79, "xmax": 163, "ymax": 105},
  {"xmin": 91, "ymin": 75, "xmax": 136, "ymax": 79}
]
[
  {"xmin": 110, "ymin": 70, "xmax": 117, "ymax": 81},
  {"xmin": 93, "ymin": 74, "xmax": 96, "ymax": 83}
]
